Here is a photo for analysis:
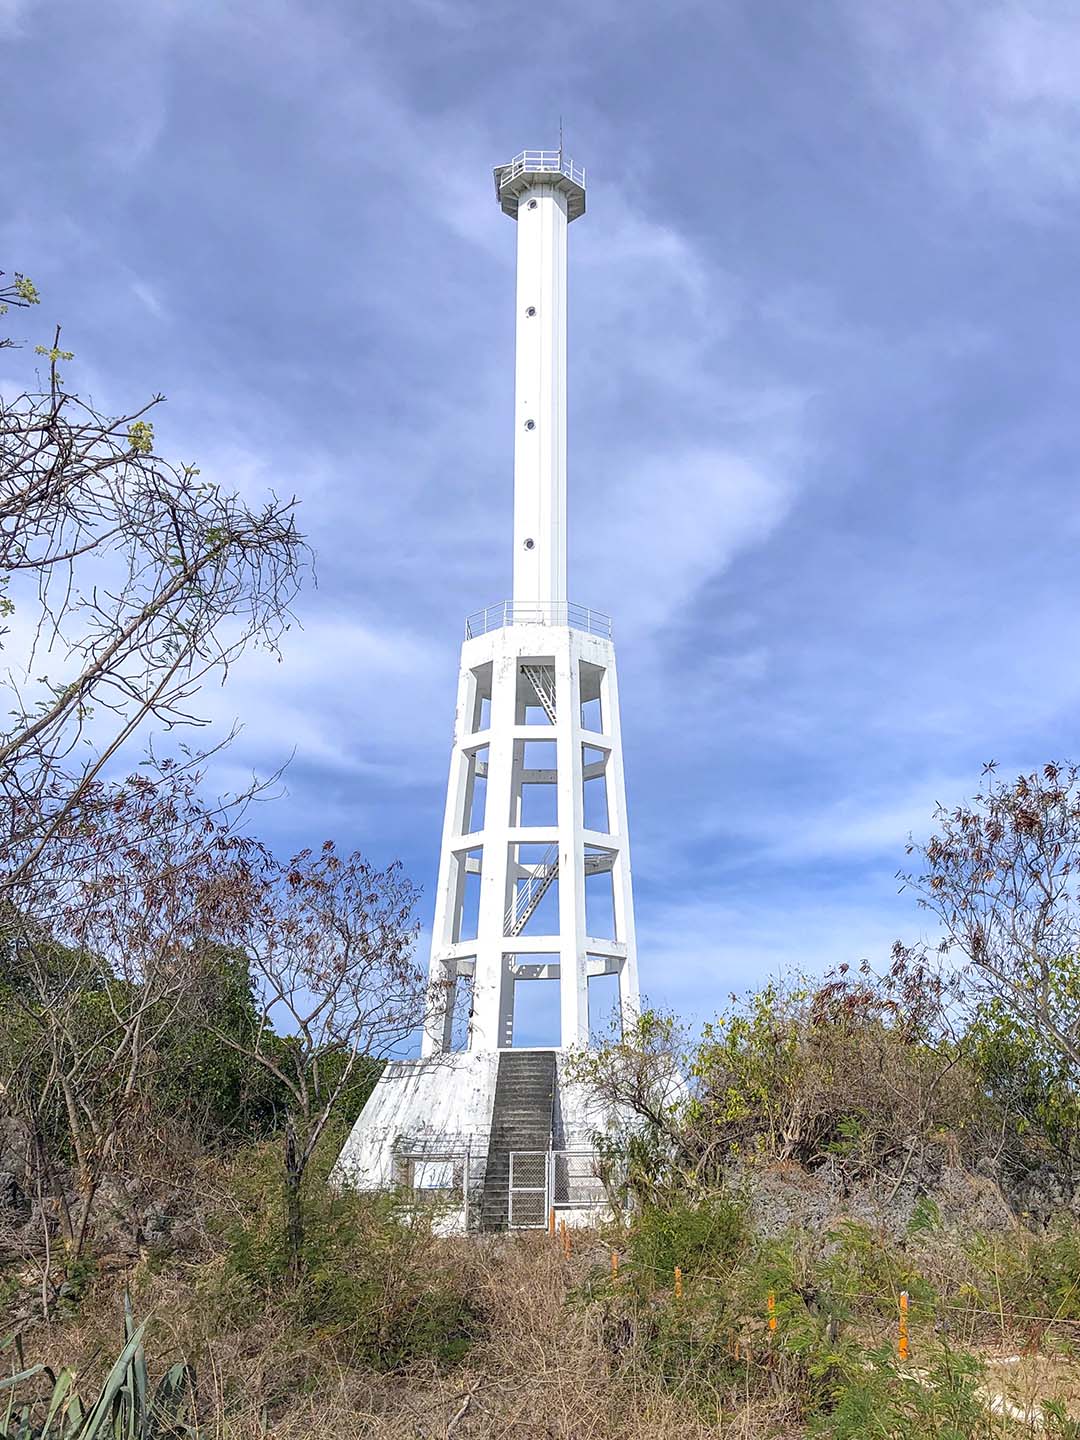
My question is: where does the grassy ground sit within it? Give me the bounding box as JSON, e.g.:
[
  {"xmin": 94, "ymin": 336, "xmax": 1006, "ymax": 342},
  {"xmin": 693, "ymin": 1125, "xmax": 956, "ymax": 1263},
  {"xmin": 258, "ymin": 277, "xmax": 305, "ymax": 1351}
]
[{"xmin": 9, "ymin": 1154, "xmax": 1080, "ymax": 1438}]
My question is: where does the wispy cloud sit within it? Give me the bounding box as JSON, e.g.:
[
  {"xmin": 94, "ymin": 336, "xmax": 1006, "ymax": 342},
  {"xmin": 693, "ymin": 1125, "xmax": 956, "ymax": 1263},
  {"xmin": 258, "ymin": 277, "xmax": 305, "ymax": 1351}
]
[
  {"xmin": 130, "ymin": 278, "xmax": 167, "ymax": 319},
  {"xmin": 579, "ymin": 446, "xmax": 792, "ymax": 634},
  {"xmin": 635, "ymin": 884, "xmax": 929, "ymax": 1026},
  {"xmin": 0, "ymin": 0, "xmax": 35, "ymax": 37},
  {"xmin": 213, "ymin": 615, "xmax": 448, "ymax": 768},
  {"xmin": 848, "ymin": 0, "xmax": 1080, "ymax": 211},
  {"xmin": 708, "ymin": 773, "xmax": 975, "ymax": 865}
]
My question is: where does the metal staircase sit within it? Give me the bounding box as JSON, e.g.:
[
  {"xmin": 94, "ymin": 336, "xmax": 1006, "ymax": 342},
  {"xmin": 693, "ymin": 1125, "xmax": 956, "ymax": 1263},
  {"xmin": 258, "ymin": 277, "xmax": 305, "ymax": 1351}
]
[
  {"xmin": 521, "ymin": 664, "xmax": 557, "ymax": 723},
  {"xmin": 505, "ymin": 841, "xmax": 560, "ymax": 936}
]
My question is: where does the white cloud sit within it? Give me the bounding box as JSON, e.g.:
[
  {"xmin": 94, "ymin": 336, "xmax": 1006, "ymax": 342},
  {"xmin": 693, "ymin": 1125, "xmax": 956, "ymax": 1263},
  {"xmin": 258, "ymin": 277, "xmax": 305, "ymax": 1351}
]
[
  {"xmin": 196, "ymin": 613, "xmax": 450, "ymax": 779},
  {"xmin": 562, "ymin": 185, "xmax": 809, "ymax": 637},
  {"xmin": 849, "ymin": 0, "xmax": 1080, "ymax": 209},
  {"xmin": 578, "ymin": 446, "xmax": 792, "ymax": 633},
  {"xmin": 130, "ymin": 279, "xmax": 167, "ymax": 319},
  {"xmin": 714, "ymin": 773, "xmax": 975, "ymax": 866}
]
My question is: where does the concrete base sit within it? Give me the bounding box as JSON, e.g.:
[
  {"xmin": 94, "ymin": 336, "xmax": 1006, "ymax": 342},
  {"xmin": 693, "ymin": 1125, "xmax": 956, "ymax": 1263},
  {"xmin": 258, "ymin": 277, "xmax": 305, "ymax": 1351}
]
[
  {"xmin": 334, "ymin": 1051, "xmax": 499, "ymax": 1189},
  {"xmin": 333, "ymin": 1048, "xmax": 629, "ymax": 1227}
]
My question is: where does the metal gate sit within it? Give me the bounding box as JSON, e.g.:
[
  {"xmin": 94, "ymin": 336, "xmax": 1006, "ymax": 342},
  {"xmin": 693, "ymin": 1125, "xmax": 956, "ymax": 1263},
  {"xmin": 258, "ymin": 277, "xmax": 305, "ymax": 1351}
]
[
  {"xmin": 508, "ymin": 1151, "xmax": 549, "ymax": 1228},
  {"xmin": 506, "ymin": 1150, "xmax": 615, "ymax": 1228}
]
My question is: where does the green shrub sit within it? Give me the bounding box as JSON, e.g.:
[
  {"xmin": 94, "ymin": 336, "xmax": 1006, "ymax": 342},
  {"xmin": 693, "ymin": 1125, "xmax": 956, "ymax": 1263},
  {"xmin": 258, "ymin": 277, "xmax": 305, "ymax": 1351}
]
[
  {"xmin": 809, "ymin": 1343, "xmax": 993, "ymax": 1439},
  {"xmin": 628, "ymin": 1191, "xmax": 748, "ymax": 1287},
  {"xmin": 209, "ymin": 1143, "xmax": 480, "ymax": 1372},
  {"xmin": 968, "ymin": 998, "xmax": 1080, "ymax": 1165},
  {"xmin": 966, "ymin": 1220, "xmax": 1080, "ymax": 1325},
  {"xmin": 0, "ymin": 1295, "xmax": 195, "ymax": 1438},
  {"xmin": 1044, "ymin": 1400, "xmax": 1080, "ymax": 1438},
  {"xmin": 819, "ymin": 1220, "xmax": 937, "ymax": 1323}
]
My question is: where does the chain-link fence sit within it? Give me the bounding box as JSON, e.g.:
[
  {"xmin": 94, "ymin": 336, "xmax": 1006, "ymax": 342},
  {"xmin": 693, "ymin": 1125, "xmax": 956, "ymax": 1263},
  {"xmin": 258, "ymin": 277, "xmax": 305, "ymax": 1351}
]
[
  {"xmin": 394, "ymin": 1146, "xmax": 617, "ymax": 1229},
  {"xmin": 551, "ymin": 1150, "xmax": 609, "ymax": 1209},
  {"xmin": 507, "ymin": 1150, "xmax": 615, "ymax": 1227}
]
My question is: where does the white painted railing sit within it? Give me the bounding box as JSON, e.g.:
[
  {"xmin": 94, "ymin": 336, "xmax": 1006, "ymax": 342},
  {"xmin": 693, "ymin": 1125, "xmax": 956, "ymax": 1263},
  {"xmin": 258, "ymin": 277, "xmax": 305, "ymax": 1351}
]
[
  {"xmin": 465, "ymin": 601, "xmax": 612, "ymax": 639},
  {"xmin": 498, "ymin": 150, "xmax": 585, "ymax": 190}
]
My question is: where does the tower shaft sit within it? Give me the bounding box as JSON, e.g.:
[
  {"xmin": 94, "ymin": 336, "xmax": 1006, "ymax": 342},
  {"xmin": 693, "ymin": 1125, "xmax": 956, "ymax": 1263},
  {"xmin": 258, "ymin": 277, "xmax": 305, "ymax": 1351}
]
[{"xmin": 512, "ymin": 181, "xmax": 568, "ymax": 608}]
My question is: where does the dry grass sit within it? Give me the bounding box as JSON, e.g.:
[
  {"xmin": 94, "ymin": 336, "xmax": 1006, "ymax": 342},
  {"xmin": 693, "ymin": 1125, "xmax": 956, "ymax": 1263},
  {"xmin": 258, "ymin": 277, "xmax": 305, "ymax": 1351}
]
[
  {"xmin": 12, "ymin": 1162, "xmax": 1080, "ymax": 1440},
  {"xmin": 11, "ymin": 1227, "xmax": 808, "ymax": 1439}
]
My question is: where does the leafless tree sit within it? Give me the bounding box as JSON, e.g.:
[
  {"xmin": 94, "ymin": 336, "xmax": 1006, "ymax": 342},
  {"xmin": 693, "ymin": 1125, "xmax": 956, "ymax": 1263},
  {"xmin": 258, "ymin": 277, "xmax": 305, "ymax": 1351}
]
[
  {"xmin": 904, "ymin": 760, "xmax": 1080, "ymax": 1074},
  {"xmin": 197, "ymin": 842, "xmax": 427, "ymax": 1280},
  {"xmin": 0, "ymin": 271, "xmax": 306, "ymax": 890},
  {"xmin": 0, "ymin": 272, "xmax": 433, "ymax": 1297}
]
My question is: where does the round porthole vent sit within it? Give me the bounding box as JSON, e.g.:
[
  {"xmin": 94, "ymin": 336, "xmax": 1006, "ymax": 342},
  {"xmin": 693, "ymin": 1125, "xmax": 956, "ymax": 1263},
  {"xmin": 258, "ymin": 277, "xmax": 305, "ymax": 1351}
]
[
  {"xmin": 523, "ymin": 537, "xmax": 535, "ymax": 550},
  {"xmin": 528, "ymin": 199, "xmax": 538, "ymax": 210},
  {"xmin": 526, "ymin": 305, "xmax": 536, "ymax": 317},
  {"xmin": 524, "ymin": 418, "xmax": 535, "ymax": 431}
]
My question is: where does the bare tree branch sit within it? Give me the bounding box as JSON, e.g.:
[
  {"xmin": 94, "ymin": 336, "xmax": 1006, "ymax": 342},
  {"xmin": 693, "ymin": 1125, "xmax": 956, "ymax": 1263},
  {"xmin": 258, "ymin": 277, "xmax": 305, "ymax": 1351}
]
[{"xmin": 0, "ymin": 292, "xmax": 308, "ymax": 890}]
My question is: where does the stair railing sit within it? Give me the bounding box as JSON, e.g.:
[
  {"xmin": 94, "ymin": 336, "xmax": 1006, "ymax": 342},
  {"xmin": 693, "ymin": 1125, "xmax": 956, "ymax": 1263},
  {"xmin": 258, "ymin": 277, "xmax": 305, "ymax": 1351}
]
[
  {"xmin": 504, "ymin": 841, "xmax": 560, "ymax": 936},
  {"xmin": 521, "ymin": 663, "xmax": 557, "ymax": 724}
]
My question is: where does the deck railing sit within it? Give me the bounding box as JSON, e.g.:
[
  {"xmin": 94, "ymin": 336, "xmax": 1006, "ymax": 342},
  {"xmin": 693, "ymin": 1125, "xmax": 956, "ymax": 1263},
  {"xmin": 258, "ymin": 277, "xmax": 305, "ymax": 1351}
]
[
  {"xmin": 464, "ymin": 601, "xmax": 612, "ymax": 640},
  {"xmin": 497, "ymin": 150, "xmax": 585, "ymax": 190}
]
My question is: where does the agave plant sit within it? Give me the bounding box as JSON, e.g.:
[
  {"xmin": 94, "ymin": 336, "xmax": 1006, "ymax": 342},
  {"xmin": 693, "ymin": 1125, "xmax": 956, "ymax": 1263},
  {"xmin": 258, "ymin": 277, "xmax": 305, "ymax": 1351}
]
[{"xmin": 0, "ymin": 1296, "xmax": 195, "ymax": 1439}]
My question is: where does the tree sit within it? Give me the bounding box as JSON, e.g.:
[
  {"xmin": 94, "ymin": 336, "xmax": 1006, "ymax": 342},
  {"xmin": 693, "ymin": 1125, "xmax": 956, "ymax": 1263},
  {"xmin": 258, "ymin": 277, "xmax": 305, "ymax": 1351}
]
[
  {"xmin": 0, "ymin": 780, "xmax": 428, "ymax": 1307},
  {"xmin": 905, "ymin": 761, "xmax": 1080, "ymax": 1080},
  {"xmin": 0, "ymin": 271, "xmax": 431, "ymax": 1302},
  {"xmin": 0, "ymin": 761, "xmax": 272, "ymax": 1286},
  {"xmin": 0, "ymin": 271, "xmax": 306, "ymax": 891},
  {"xmin": 197, "ymin": 842, "xmax": 426, "ymax": 1281},
  {"xmin": 571, "ymin": 961, "xmax": 986, "ymax": 1207},
  {"xmin": 966, "ymin": 996, "xmax": 1080, "ymax": 1166},
  {"xmin": 564, "ymin": 1010, "xmax": 691, "ymax": 1205}
]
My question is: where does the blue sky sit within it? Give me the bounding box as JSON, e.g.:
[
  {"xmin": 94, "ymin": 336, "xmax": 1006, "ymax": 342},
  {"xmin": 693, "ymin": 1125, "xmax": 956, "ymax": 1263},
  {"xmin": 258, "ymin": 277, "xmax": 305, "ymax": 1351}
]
[{"xmin": 4, "ymin": 0, "xmax": 1080, "ymax": 1025}]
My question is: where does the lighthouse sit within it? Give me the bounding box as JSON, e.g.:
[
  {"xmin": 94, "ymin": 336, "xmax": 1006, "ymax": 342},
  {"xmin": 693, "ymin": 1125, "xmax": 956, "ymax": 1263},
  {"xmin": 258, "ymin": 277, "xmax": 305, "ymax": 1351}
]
[{"xmin": 336, "ymin": 150, "xmax": 641, "ymax": 1228}]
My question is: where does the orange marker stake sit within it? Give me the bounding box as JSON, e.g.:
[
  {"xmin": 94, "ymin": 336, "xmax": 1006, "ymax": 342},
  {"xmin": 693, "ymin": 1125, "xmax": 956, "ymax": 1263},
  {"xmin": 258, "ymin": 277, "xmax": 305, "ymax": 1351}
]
[
  {"xmin": 548, "ymin": 1207, "xmax": 555, "ymax": 1236},
  {"xmin": 898, "ymin": 1291, "xmax": 910, "ymax": 1361},
  {"xmin": 561, "ymin": 1218, "xmax": 571, "ymax": 1259},
  {"xmin": 768, "ymin": 1291, "xmax": 777, "ymax": 1334},
  {"xmin": 674, "ymin": 1266, "xmax": 683, "ymax": 1300},
  {"xmin": 611, "ymin": 1250, "xmax": 619, "ymax": 1281}
]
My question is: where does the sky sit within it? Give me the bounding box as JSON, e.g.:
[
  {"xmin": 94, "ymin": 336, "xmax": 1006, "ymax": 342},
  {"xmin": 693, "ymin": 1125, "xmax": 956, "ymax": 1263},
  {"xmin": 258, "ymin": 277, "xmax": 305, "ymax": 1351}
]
[{"xmin": 3, "ymin": 0, "xmax": 1080, "ymax": 1029}]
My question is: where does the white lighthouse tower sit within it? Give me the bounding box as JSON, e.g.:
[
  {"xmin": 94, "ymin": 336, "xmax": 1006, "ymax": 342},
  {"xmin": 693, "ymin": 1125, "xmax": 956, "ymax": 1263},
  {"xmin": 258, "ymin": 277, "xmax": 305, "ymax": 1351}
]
[{"xmin": 336, "ymin": 151, "xmax": 640, "ymax": 1227}]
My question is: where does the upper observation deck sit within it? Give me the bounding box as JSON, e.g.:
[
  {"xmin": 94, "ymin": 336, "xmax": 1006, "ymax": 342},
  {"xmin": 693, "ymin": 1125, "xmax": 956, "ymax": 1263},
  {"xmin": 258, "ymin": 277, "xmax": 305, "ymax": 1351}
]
[{"xmin": 493, "ymin": 150, "xmax": 587, "ymax": 222}]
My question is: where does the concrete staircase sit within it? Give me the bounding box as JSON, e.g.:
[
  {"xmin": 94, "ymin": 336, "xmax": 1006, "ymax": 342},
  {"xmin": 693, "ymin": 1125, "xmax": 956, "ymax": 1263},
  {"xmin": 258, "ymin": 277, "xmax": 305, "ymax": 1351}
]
[{"xmin": 480, "ymin": 1050, "xmax": 557, "ymax": 1231}]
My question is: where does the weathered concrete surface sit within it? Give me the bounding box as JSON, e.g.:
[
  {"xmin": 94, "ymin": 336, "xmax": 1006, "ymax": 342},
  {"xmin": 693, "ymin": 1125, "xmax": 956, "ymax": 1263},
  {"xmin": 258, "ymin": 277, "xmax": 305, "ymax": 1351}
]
[{"xmin": 333, "ymin": 1051, "xmax": 501, "ymax": 1188}]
